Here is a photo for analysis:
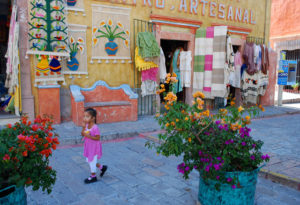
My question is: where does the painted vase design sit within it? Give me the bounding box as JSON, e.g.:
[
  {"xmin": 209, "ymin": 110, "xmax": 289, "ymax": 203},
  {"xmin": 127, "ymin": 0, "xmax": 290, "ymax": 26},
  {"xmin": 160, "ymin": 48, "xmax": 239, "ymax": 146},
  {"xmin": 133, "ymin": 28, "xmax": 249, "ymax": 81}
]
[
  {"xmin": 67, "ymin": 0, "xmax": 77, "ymax": 6},
  {"xmin": 49, "ymin": 56, "xmax": 61, "ymax": 74},
  {"xmin": 105, "ymin": 39, "xmax": 118, "ymax": 56},
  {"xmin": 67, "ymin": 52, "xmax": 79, "ymax": 71},
  {"xmin": 36, "ymin": 55, "xmax": 50, "ymax": 76}
]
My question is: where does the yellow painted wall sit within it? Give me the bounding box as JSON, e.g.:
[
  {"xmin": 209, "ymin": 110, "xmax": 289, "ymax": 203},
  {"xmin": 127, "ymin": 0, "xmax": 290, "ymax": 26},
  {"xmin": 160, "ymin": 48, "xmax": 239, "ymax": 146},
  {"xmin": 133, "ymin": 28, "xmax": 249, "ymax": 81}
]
[
  {"xmin": 63, "ymin": 0, "xmax": 271, "ymax": 89},
  {"xmin": 30, "ymin": 0, "xmax": 271, "ymax": 116}
]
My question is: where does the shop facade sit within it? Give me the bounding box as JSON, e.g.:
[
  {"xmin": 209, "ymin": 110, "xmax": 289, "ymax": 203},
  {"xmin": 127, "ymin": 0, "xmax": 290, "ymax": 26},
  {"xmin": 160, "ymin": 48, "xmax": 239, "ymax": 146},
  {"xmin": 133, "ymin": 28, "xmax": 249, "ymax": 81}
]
[{"xmin": 12, "ymin": 0, "xmax": 274, "ymax": 124}]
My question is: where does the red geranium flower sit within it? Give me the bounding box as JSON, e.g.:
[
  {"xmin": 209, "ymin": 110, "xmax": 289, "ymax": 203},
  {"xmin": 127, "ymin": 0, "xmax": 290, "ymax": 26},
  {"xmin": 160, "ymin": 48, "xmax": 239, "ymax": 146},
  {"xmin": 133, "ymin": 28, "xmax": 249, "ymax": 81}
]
[
  {"xmin": 32, "ymin": 124, "xmax": 39, "ymax": 131},
  {"xmin": 3, "ymin": 154, "xmax": 10, "ymax": 161},
  {"xmin": 7, "ymin": 124, "xmax": 12, "ymax": 128},
  {"xmin": 22, "ymin": 150, "xmax": 28, "ymax": 157},
  {"xmin": 52, "ymin": 144, "xmax": 56, "ymax": 150},
  {"xmin": 26, "ymin": 178, "xmax": 32, "ymax": 184}
]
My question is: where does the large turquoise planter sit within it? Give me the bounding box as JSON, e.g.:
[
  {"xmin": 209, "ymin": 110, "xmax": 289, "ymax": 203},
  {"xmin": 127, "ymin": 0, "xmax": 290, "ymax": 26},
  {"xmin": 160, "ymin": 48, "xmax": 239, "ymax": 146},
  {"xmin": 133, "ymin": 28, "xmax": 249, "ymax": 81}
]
[
  {"xmin": 67, "ymin": 52, "xmax": 79, "ymax": 71},
  {"xmin": 198, "ymin": 168, "xmax": 261, "ymax": 205},
  {"xmin": 0, "ymin": 185, "xmax": 27, "ymax": 205},
  {"xmin": 105, "ymin": 39, "xmax": 118, "ymax": 56}
]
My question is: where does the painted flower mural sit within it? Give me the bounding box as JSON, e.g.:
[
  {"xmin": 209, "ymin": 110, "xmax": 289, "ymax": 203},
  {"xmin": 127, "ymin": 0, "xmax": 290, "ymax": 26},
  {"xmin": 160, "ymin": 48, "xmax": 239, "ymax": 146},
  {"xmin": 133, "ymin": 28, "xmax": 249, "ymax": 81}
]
[
  {"xmin": 92, "ymin": 19, "xmax": 130, "ymax": 56},
  {"xmin": 67, "ymin": 36, "xmax": 85, "ymax": 71}
]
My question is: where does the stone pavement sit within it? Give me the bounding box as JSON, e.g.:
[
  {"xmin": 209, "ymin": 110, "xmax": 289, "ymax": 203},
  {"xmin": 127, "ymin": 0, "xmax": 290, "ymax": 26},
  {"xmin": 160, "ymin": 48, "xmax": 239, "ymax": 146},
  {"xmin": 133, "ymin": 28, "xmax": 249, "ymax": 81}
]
[
  {"xmin": 251, "ymin": 114, "xmax": 300, "ymax": 190},
  {"xmin": 54, "ymin": 105, "xmax": 300, "ymax": 146},
  {"xmin": 26, "ymin": 137, "xmax": 300, "ymax": 205}
]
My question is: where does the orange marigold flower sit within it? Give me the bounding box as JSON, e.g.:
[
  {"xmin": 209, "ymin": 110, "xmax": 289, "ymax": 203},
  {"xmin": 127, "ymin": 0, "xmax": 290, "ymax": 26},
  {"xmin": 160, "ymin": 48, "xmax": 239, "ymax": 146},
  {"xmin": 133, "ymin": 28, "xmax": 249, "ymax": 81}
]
[
  {"xmin": 164, "ymin": 113, "xmax": 167, "ymax": 116},
  {"xmin": 188, "ymin": 137, "xmax": 192, "ymax": 143},
  {"xmin": 245, "ymin": 116, "xmax": 251, "ymax": 121},
  {"xmin": 185, "ymin": 117, "xmax": 189, "ymax": 121},
  {"xmin": 193, "ymin": 91, "xmax": 205, "ymax": 99},
  {"xmin": 160, "ymin": 84, "xmax": 165, "ymax": 88},
  {"xmin": 238, "ymin": 106, "xmax": 244, "ymax": 112},
  {"xmin": 165, "ymin": 123, "xmax": 170, "ymax": 127},
  {"xmin": 155, "ymin": 113, "xmax": 160, "ymax": 117},
  {"xmin": 176, "ymin": 119, "xmax": 179, "ymax": 122},
  {"xmin": 202, "ymin": 110, "xmax": 210, "ymax": 117},
  {"xmin": 230, "ymin": 101, "xmax": 235, "ymax": 106},
  {"xmin": 171, "ymin": 122, "xmax": 175, "ymax": 126},
  {"xmin": 172, "ymin": 72, "xmax": 177, "ymax": 77}
]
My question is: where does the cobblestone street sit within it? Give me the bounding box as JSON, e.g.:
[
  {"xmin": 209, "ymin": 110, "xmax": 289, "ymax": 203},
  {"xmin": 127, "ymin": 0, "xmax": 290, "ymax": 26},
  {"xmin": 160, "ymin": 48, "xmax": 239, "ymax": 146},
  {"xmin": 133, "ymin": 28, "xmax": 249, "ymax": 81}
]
[{"xmin": 26, "ymin": 117, "xmax": 300, "ymax": 205}]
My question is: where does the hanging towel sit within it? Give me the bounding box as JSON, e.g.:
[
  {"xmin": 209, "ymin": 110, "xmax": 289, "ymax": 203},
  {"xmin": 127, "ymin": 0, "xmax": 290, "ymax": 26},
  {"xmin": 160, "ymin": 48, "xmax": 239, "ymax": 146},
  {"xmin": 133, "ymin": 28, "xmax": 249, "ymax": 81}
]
[
  {"xmin": 135, "ymin": 47, "xmax": 158, "ymax": 71},
  {"xmin": 137, "ymin": 32, "xmax": 160, "ymax": 58},
  {"xmin": 171, "ymin": 48, "xmax": 183, "ymax": 93},
  {"xmin": 160, "ymin": 48, "xmax": 167, "ymax": 82},
  {"xmin": 193, "ymin": 28, "xmax": 206, "ymax": 91},
  {"xmin": 211, "ymin": 26, "xmax": 227, "ymax": 98},
  {"xmin": 180, "ymin": 51, "xmax": 192, "ymax": 87},
  {"xmin": 141, "ymin": 67, "xmax": 158, "ymax": 82},
  {"xmin": 141, "ymin": 80, "xmax": 157, "ymax": 97},
  {"xmin": 203, "ymin": 27, "xmax": 214, "ymax": 99}
]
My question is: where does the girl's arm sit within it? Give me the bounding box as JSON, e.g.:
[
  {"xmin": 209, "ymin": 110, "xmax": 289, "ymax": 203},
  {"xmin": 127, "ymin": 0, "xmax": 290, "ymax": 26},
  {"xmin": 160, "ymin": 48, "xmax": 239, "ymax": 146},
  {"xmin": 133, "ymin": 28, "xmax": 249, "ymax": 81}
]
[{"xmin": 84, "ymin": 134, "xmax": 100, "ymax": 141}]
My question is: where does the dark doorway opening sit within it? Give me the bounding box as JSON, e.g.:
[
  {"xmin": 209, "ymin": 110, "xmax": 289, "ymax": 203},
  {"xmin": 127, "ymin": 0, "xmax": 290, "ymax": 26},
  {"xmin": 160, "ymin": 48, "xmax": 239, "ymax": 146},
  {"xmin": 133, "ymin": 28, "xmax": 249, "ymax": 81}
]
[{"xmin": 160, "ymin": 39, "xmax": 188, "ymax": 103}]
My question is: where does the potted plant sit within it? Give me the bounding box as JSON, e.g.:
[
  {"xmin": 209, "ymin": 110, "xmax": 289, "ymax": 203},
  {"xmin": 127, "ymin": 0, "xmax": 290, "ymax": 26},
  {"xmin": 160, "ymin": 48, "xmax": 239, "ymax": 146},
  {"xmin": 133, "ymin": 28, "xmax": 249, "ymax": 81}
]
[
  {"xmin": 291, "ymin": 83, "xmax": 299, "ymax": 92},
  {"xmin": 67, "ymin": 36, "xmax": 84, "ymax": 71},
  {"xmin": 146, "ymin": 73, "xmax": 270, "ymax": 205},
  {"xmin": 92, "ymin": 19, "xmax": 129, "ymax": 56},
  {"xmin": 0, "ymin": 115, "xmax": 59, "ymax": 204}
]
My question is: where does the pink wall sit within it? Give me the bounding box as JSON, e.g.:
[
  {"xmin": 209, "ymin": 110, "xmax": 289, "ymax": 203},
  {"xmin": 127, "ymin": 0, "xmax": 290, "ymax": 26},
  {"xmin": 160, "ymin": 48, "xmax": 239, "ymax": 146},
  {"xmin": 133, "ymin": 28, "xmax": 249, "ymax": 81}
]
[{"xmin": 270, "ymin": 0, "xmax": 300, "ymax": 47}]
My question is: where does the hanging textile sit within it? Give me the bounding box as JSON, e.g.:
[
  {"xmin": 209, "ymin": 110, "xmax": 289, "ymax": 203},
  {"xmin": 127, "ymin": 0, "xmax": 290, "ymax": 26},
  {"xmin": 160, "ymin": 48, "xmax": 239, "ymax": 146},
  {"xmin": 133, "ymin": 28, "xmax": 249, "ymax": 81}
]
[
  {"xmin": 171, "ymin": 48, "xmax": 183, "ymax": 94},
  {"xmin": 241, "ymin": 71, "xmax": 260, "ymax": 104},
  {"xmin": 211, "ymin": 26, "xmax": 227, "ymax": 98},
  {"xmin": 193, "ymin": 28, "xmax": 206, "ymax": 91},
  {"xmin": 137, "ymin": 32, "xmax": 160, "ymax": 58},
  {"xmin": 5, "ymin": 5, "xmax": 19, "ymax": 94},
  {"xmin": 261, "ymin": 45, "xmax": 269, "ymax": 75},
  {"xmin": 203, "ymin": 27, "xmax": 214, "ymax": 98},
  {"xmin": 141, "ymin": 80, "xmax": 157, "ymax": 97},
  {"xmin": 226, "ymin": 36, "xmax": 235, "ymax": 92},
  {"xmin": 135, "ymin": 47, "xmax": 158, "ymax": 71},
  {"xmin": 180, "ymin": 51, "xmax": 192, "ymax": 88},
  {"xmin": 141, "ymin": 67, "xmax": 158, "ymax": 82},
  {"xmin": 243, "ymin": 42, "xmax": 256, "ymax": 75},
  {"xmin": 232, "ymin": 51, "xmax": 243, "ymax": 88},
  {"xmin": 160, "ymin": 47, "xmax": 167, "ymax": 82}
]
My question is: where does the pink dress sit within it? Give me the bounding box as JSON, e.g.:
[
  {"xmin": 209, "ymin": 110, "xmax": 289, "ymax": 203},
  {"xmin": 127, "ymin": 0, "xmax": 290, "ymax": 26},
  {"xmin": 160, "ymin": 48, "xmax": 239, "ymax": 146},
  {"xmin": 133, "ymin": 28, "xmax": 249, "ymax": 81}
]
[{"xmin": 83, "ymin": 124, "xmax": 102, "ymax": 162}]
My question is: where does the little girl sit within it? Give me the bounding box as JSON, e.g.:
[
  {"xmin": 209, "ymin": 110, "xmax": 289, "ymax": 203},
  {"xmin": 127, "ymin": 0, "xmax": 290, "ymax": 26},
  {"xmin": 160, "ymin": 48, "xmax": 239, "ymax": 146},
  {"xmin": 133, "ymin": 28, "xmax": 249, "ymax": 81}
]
[{"xmin": 81, "ymin": 108, "xmax": 107, "ymax": 184}]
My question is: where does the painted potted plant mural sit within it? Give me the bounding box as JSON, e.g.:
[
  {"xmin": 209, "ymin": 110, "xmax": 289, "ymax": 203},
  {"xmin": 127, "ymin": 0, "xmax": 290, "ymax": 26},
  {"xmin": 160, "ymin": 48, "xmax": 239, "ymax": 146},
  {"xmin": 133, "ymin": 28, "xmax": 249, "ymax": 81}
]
[
  {"xmin": 146, "ymin": 73, "xmax": 270, "ymax": 205},
  {"xmin": 92, "ymin": 19, "xmax": 129, "ymax": 56},
  {"xmin": 0, "ymin": 116, "xmax": 59, "ymax": 204},
  {"xmin": 67, "ymin": 0, "xmax": 77, "ymax": 7},
  {"xmin": 67, "ymin": 36, "xmax": 84, "ymax": 71}
]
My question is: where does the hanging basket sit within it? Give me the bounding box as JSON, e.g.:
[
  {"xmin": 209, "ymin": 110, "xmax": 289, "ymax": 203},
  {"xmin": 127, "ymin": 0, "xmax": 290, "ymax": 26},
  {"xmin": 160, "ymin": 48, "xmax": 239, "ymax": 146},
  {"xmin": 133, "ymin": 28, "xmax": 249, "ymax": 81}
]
[
  {"xmin": 198, "ymin": 167, "xmax": 261, "ymax": 205},
  {"xmin": 0, "ymin": 185, "xmax": 27, "ymax": 205}
]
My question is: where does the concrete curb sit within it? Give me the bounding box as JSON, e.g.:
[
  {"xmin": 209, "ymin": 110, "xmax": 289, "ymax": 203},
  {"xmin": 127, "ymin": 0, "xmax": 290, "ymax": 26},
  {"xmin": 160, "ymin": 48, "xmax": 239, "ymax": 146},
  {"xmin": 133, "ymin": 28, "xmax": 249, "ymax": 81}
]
[{"xmin": 259, "ymin": 169, "xmax": 300, "ymax": 191}]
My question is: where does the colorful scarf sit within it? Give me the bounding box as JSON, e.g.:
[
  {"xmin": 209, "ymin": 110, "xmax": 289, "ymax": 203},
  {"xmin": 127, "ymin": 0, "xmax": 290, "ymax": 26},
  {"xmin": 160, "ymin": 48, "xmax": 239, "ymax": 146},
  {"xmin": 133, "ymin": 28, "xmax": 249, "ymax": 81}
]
[
  {"xmin": 135, "ymin": 47, "xmax": 158, "ymax": 71},
  {"xmin": 137, "ymin": 32, "xmax": 160, "ymax": 58},
  {"xmin": 193, "ymin": 28, "xmax": 206, "ymax": 91}
]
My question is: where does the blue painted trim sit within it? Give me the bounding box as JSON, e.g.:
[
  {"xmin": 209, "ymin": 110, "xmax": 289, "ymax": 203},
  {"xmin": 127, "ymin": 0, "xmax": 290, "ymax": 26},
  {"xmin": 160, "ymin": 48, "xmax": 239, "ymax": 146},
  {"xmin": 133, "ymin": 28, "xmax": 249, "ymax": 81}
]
[
  {"xmin": 38, "ymin": 85, "xmax": 61, "ymax": 89},
  {"xmin": 70, "ymin": 80, "xmax": 138, "ymax": 102}
]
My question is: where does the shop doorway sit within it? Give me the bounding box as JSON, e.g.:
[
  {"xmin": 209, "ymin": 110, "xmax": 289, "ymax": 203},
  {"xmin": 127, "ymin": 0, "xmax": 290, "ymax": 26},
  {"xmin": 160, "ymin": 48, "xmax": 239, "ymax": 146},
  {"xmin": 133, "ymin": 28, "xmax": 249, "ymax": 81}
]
[
  {"xmin": 0, "ymin": 0, "xmax": 13, "ymax": 117},
  {"xmin": 160, "ymin": 39, "xmax": 188, "ymax": 103}
]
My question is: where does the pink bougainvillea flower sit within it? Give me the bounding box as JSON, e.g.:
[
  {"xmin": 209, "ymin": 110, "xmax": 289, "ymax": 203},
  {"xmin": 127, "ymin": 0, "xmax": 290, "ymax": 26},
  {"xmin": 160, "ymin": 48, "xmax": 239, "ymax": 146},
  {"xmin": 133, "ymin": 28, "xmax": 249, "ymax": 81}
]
[
  {"xmin": 227, "ymin": 178, "xmax": 232, "ymax": 182},
  {"xmin": 250, "ymin": 155, "xmax": 255, "ymax": 160},
  {"xmin": 241, "ymin": 142, "xmax": 246, "ymax": 146},
  {"xmin": 231, "ymin": 184, "xmax": 236, "ymax": 189},
  {"xmin": 205, "ymin": 166, "xmax": 210, "ymax": 172},
  {"xmin": 216, "ymin": 176, "xmax": 220, "ymax": 180}
]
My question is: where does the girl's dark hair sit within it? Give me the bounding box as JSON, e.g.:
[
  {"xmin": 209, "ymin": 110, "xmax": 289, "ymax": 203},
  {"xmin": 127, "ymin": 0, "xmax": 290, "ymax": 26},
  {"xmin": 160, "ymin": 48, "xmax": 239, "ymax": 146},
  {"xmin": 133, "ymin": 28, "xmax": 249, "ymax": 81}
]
[{"xmin": 85, "ymin": 108, "xmax": 97, "ymax": 123}]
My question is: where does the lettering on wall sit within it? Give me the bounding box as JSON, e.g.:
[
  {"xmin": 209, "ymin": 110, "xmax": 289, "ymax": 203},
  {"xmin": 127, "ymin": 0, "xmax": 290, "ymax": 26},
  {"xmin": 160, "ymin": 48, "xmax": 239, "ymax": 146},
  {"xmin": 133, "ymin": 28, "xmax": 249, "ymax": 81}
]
[{"xmin": 95, "ymin": 0, "xmax": 256, "ymax": 25}]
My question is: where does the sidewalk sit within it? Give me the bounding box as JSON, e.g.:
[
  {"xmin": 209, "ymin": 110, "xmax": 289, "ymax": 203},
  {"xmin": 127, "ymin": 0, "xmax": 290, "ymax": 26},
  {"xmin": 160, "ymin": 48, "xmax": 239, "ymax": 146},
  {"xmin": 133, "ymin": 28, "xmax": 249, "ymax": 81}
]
[
  {"xmin": 26, "ymin": 137, "xmax": 300, "ymax": 205},
  {"xmin": 56, "ymin": 104, "xmax": 300, "ymax": 146}
]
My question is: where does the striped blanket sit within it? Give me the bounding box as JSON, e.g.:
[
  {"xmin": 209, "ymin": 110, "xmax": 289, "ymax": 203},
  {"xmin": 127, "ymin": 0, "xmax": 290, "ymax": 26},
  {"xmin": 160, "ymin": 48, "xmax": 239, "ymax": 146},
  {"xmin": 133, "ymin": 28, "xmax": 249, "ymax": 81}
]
[
  {"xmin": 193, "ymin": 28, "xmax": 206, "ymax": 92},
  {"xmin": 203, "ymin": 27, "xmax": 214, "ymax": 98},
  {"xmin": 211, "ymin": 26, "xmax": 227, "ymax": 98}
]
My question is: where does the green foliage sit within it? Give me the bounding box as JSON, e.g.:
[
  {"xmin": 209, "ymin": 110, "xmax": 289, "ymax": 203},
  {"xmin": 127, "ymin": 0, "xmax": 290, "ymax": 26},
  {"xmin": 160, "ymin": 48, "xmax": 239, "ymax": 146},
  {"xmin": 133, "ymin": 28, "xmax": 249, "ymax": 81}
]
[
  {"xmin": 146, "ymin": 74, "xmax": 270, "ymax": 189},
  {"xmin": 0, "ymin": 116, "xmax": 59, "ymax": 193}
]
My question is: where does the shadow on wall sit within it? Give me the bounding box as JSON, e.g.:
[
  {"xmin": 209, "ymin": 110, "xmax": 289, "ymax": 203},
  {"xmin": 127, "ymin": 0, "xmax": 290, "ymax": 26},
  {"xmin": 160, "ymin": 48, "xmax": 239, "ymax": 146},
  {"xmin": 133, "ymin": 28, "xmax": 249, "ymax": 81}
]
[{"xmin": 60, "ymin": 87, "xmax": 71, "ymax": 122}]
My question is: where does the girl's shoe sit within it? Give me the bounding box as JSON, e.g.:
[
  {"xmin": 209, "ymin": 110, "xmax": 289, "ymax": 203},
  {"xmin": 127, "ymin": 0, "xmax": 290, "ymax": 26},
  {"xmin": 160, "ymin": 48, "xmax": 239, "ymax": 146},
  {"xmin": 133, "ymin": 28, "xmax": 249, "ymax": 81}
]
[
  {"xmin": 84, "ymin": 176, "xmax": 97, "ymax": 184},
  {"xmin": 100, "ymin": 165, "xmax": 108, "ymax": 177}
]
